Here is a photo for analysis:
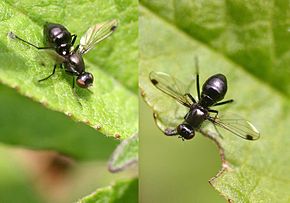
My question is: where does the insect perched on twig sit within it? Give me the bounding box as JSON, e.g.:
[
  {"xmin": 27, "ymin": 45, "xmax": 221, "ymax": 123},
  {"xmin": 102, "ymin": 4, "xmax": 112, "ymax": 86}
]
[
  {"xmin": 149, "ymin": 58, "xmax": 260, "ymax": 141},
  {"xmin": 9, "ymin": 19, "xmax": 118, "ymax": 92}
]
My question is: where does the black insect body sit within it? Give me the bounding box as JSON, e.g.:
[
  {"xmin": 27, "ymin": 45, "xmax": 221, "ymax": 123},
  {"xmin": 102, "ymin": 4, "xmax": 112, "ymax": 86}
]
[
  {"xmin": 150, "ymin": 65, "xmax": 260, "ymax": 141},
  {"xmin": 9, "ymin": 20, "xmax": 118, "ymax": 90},
  {"xmin": 44, "ymin": 23, "xmax": 76, "ymax": 56},
  {"xmin": 42, "ymin": 23, "xmax": 93, "ymax": 88},
  {"xmin": 200, "ymin": 74, "xmax": 227, "ymax": 107}
]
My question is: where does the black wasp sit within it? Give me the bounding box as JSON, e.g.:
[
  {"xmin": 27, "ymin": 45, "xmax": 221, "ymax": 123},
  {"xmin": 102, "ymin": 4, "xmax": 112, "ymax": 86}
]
[
  {"xmin": 149, "ymin": 61, "xmax": 260, "ymax": 141},
  {"xmin": 9, "ymin": 19, "xmax": 117, "ymax": 90}
]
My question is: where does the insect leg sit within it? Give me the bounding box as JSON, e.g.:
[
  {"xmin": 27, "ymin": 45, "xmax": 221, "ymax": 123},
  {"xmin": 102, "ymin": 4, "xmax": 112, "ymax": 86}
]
[
  {"xmin": 71, "ymin": 34, "xmax": 77, "ymax": 46},
  {"xmin": 213, "ymin": 99, "xmax": 234, "ymax": 107},
  {"xmin": 184, "ymin": 93, "xmax": 196, "ymax": 103},
  {"xmin": 73, "ymin": 44, "xmax": 80, "ymax": 52},
  {"xmin": 38, "ymin": 64, "xmax": 57, "ymax": 82},
  {"xmin": 195, "ymin": 57, "xmax": 201, "ymax": 101},
  {"xmin": 9, "ymin": 32, "xmax": 53, "ymax": 50},
  {"xmin": 209, "ymin": 109, "xmax": 219, "ymax": 119},
  {"xmin": 71, "ymin": 77, "xmax": 82, "ymax": 106},
  {"xmin": 72, "ymin": 77, "xmax": 75, "ymax": 88}
]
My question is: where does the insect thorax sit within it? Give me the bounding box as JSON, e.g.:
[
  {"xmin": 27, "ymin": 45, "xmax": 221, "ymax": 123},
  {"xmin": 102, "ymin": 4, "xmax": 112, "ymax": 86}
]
[
  {"xmin": 184, "ymin": 104, "xmax": 208, "ymax": 129},
  {"xmin": 64, "ymin": 53, "xmax": 85, "ymax": 76}
]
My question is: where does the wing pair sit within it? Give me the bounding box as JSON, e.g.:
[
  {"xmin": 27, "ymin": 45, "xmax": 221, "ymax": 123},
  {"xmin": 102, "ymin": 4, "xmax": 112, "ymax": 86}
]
[{"xmin": 149, "ymin": 71, "xmax": 260, "ymax": 141}]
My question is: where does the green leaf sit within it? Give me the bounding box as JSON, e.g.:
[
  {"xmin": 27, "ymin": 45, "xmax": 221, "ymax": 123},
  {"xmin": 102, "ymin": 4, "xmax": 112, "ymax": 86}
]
[
  {"xmin": 0, "ymin": 0, "xmax": 138, "ymax": 139},
  {"xmin": 77, "ymin": 178, "xmax": 138, "ymax": 203},
  {"xmin": 108, "ymin": 134, "xmax": 138, "ymax": 172},
  {"xmin": 0, "ymin": 84, "xmax": 118, "ymax": 161},
  {"xmin": 140, "ymin": 2, "xmax": 290, "ymax": 202}
]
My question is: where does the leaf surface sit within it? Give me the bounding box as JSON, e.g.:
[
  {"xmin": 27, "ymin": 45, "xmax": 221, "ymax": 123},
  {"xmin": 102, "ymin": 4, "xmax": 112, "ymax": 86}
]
[
  {"xmin": 77, "ymin": 178, "xmax": 138, "ymax": 203},
  {"xmin": 0, "ymin": 84, "xmax": 118, "ymax": 161},
  {"xmin": 0, "ymin": 0, "xmax": 138, "ymax": 140},
  {"xmin": 140, "ymin": 2, "xmax": 290, "ymax": 202},
  {"xmin": 109, "ymin": 134, "xmax": 138, "ymax": 172}
]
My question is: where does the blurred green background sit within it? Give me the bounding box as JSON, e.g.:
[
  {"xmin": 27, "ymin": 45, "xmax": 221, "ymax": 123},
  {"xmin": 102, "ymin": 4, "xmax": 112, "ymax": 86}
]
[{"xmin": 140, "ymin": 100, "xmax": 225, "ymax": 203}]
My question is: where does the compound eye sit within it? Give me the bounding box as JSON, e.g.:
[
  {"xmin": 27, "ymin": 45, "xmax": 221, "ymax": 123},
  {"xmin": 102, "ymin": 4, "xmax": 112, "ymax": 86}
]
[
  {"xmin": 76, "ymin": 72, "xmax": 94, "ymax": 88},
  {"xmin": 177, "ymin": 124, "xmax": 195, "ymax": 140}
]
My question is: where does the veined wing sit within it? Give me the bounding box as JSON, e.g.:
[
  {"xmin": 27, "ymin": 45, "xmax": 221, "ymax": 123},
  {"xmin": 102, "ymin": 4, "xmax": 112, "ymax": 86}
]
[
  {"xmin": 43, "ymin": 49, "xmax": 66, "ymax": 63},
  {"xmin": 79, "ymin": 19, "xmax": 118, "ymax": 55},
  {"xmin": 209, "ymin": 116, "xmax": 260, "ymax": 141},
  {"xmin": 149, "ymin": 71, "xmax": 193, "ymax": 108}
]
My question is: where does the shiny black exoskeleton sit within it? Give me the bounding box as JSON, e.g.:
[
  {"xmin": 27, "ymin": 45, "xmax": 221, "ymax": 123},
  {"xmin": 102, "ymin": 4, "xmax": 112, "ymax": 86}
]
[
  {"xmin": 174, "ymin": 74, "xmax": 231, "ymax": 140},
  {"xmin": 10, "ymin": 23, "xmax": 93, "ymax": 89},
  {"xmin": 43, "ymin": 23, "xmax": 74, "ymax": 56},
  {"xmin": 150, "ymin": 62, "xmax": 260, "ymax": 141},
  {"xmin": 150, "ymin": 70, "xmax": 234, "ymax": 141}
]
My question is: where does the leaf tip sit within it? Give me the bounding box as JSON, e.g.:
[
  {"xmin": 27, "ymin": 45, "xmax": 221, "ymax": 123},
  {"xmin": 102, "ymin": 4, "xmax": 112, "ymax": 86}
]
[{"xmin": 108, "ymin": 134, "xmax": 138, "ymax": 173}]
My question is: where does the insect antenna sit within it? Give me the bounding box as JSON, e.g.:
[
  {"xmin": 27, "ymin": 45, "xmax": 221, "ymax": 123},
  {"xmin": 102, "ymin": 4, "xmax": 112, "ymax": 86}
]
[{"xmin": 8, "ymin": 32, "xmax": 52, "ymax": 50}]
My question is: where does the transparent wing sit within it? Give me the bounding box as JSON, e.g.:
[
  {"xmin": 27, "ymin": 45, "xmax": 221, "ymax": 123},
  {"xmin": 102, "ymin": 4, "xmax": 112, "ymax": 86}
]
[
  {"xmin": 209, "ymin": 116, "xmax": 260, "ymax": 140},
  {"xmin": 43, "ymin": 49, "xmax": 66, "ymax": 63},
  {"xmin": 149, "ymin": 71, "xmax": 193, "ymax": 108},
  {"xmin": 78, "ymin": 19, "xmax": 118, "ymax": 55},
  {"xmin": 33, "ymin": 49, "xmax": 66, "ymax": 68}
]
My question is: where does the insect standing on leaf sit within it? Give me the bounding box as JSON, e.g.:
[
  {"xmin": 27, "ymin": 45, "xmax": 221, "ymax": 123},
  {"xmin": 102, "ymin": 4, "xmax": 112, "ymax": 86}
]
[
  {"xmin": 8, "ymin": 19, "xmax": 118, "ymax": 91},
  {"xmin": 149, "ymin": 59, "xmax": 260, "ymax": 141}
]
